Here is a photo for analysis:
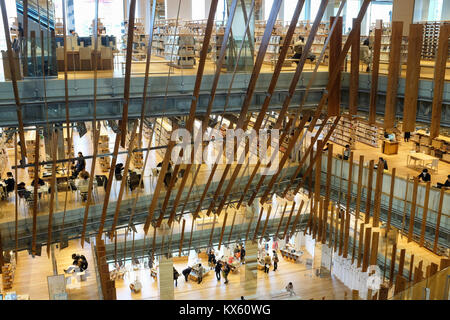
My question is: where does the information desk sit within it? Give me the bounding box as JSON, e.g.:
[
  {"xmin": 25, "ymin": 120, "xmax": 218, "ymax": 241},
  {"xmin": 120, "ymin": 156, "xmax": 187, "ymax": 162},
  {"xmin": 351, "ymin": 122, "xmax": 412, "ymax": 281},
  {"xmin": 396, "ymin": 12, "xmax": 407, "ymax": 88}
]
[{"xmin": 382, "ymin": 140, "xmax": 399, "ymax": 155}]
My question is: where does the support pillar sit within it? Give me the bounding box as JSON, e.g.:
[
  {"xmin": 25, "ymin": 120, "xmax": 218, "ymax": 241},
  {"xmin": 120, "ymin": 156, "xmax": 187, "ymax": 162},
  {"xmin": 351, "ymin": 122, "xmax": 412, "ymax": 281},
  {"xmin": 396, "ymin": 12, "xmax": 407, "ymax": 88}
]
[
  {"xmin": 328, "ymin": 16, "xmax": 342, "ymax": 116},
  {"xmin": 392, "ymin": 0, "xmax": 414, "ymax": 36},
  {"xmin": 158, "ymin": 256, "xmax": 174, "ymax": 300},
  {"xmin": 241, "ymin": 240, "xmax": 258, "ymax": 295},
  {"xmin": 165, "ymin": 0, "xmax": 192, "ymax": 20}
]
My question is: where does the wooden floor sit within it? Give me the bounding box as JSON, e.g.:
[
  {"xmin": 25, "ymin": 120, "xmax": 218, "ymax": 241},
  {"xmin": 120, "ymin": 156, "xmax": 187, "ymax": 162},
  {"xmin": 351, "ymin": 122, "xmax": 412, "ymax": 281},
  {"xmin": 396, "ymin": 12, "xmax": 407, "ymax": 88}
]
[
  {"xmin": 2, "ymin": 240, "xmax": 99, "ymax": 300},
  {"xmin": 114, "ymin": 245, "xmax": 350, "ymax": 301}
]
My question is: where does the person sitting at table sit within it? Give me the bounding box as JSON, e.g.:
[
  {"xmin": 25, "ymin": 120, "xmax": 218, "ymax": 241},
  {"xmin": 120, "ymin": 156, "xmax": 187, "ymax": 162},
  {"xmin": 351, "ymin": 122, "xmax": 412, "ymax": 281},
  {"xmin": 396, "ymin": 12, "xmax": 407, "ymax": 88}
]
[
  {"xmin": 375, "ymin": 157, "xmax": 388, "ymax": 170},
  {"xmin": 418, "ymin": 168, "xmax": 431, "ymax": 182},
  {"xmin": 436, "ymin": 175, "xmax": 450, "ymax": 189},
  {"xmin": 30, "ymin": 177, "xmax": 45, "ymax": 187},
  {"xmin": 72, "ymin": 152, "xmax": 86, "ymax": 179},
  {"xmin": 17, "ymin": 182, "xmax": 26, "ymax": 197},
  {"xmin": 4, "ymin": 172, "xmax": 15, "ymax": 194}
]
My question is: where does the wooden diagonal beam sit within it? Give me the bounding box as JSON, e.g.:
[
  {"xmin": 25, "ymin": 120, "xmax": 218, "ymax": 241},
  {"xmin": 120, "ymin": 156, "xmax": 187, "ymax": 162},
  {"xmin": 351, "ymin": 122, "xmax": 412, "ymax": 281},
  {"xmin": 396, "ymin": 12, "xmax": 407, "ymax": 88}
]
[
  {"xmin": 178, "ymin": 219, "xmax": 185, "ymax": 256},
  {"xmin": 352, "ymin": 155, "xmax": 364, "ymax": 262},
  {"xmin": 165, "ymin": 0, "xmax": 238, "ymax": 225},
  {"xmin": 309, "ymin": 0, "xmax": 371, "ymax": 130},
  {"xmin": 46, "ymin": 130, "xmax": 58, "ymax": 257},
  {"xmin": 349, "ymin": 18, "xmax": 360, "ymax": 116},
  {"xmin": 274, "ymin": 203, "xmax": 287, "ymax": 239},
  {"xmin": 407, "ymin": 177, "xmax": 419, "ymax": 242},
  {"xmin": 289, "ymin": 200, "xmax": 305, "ymax": 238},
  {"xmin": 433, "ymin": 188, "xmax": 444, "ymax": 254},
  {"xmin": 31, "ymin": 128, "xmax": 40, "ymax": 254},
  {"xmin": 364, "ymin": 160, "xmax": 374, "ymax": 224},
  {"xmin": 0, "ymin": 0, "xmax": 27, "ymax": 161},
  {"xmin": 386, "ymin": 167, "xmax": 396, "ymax": 234},
  {"xmin": 369, "ymin": 22, "xmax": 382, "ymax": 124},
  {"xmin": 372, "ymin": 159, "xmax": 384, "ymax": 227},
  {"xmin": 119, "ymin": 0, "xmax": 137, "ymax": 147},
  {"xmin": 419, "ymin": 181, "xmax": 430, "ymax": 247}
]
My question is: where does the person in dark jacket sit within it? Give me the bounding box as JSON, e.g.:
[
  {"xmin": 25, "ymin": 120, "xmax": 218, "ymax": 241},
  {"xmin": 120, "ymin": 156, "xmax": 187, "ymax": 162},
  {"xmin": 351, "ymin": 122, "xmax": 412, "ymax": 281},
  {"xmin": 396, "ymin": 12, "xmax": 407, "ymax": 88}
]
[
  {"xmin": 173, "ymin": 267, "xmax": 180, "ymax": 287},
  {"xmin": 240, "ymin": 245, "xmax": 246, "ymax": 264},
  {"xmin": 215, "ymin": 261, "xmax": 222, "ymax": 281},
  {"xmin": 436, "ymin": 175, "xmax": 450, "ymax": 189},
  {"xmin": 182, "ymin": 266, "xmax": 192, "ymax": 282},
  {"xmin": 418, "ymin": 169, "xmax": 431, "ymax": 182},
  {"xmin": 4, "ymin": 172, "xmax": 15, "ymax": 193},
  {"xmin": 273, "ymin": 250, "xmax": 279, "ymax": 271}
]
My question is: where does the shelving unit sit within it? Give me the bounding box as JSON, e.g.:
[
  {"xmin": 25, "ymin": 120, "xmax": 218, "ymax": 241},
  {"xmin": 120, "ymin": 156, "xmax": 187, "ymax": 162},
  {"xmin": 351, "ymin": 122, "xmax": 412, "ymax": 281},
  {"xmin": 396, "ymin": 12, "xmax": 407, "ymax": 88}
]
[
  {"xmin": 369, "ymin": 22, "xmax": 408, "ymax": 65},
  {"xmin": 420, "ymin": 21, "xmax": 450, "ymax": 61},
  {"xmin": 122, "ymin": 18, "xmax": 148, "ymax": 61},
  {"xmin": 323, "ymin": 116, "xmax": 355, "ymax": 148},
  {"xmin": 165, "ymin": 33, "xmax": 196, "ymax": 69},
  {"xmin": 2, "ymin": 262, "xmax": 15, "ymax": 291},
  {"xmin": 413, "ymin": 130, "xmax": 450, "ymax": 162},
  {"xmin": 355, "ymin": 121, "xmax": 383, "ymax": 148}
]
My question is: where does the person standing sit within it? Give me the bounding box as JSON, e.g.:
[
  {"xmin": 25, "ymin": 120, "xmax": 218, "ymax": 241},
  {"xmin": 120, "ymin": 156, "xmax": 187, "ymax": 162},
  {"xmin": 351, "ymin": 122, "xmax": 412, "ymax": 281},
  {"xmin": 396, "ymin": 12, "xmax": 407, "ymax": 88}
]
[
  {"xmin": 215, "ymin": 260, "xmax": 222, "ymax": 281},
  {"xmin": 240, "ymin": 245, "xmax": 246, "ymax": 264},
  {"xmin": 223, "ymin": 263, "xmax": 231, "ymax": 284},
  {"xmin": 197, "ymin": 263, "xmax": 203, "ymax": 284},
  {"xmin": 173, "ymin": 267, "xmax": 180, "ymax": 287},
  {"xmin": 273, "ymin": 250, "xmax": 279, "ymax": 272},
  {"xmin": 264, "ymin": 253, "xmax": 272, "ymax": 274},
  {"xmin": 343, "ymin": 145, "xmax": 351, "ymax": 160}
]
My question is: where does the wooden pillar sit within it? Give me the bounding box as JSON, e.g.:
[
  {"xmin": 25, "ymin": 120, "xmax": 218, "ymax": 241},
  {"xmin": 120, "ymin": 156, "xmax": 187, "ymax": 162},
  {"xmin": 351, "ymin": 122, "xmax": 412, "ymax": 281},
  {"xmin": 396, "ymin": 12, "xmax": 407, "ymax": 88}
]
[
  {"xmin": 407, "ymin": 177, "xmax": 419, "ymax": 242},
  {"xmin": 349, "ymin": 18, "xmax": 360, "ymax": 116},
  {"xmin": 158, "ymin": 256, "xmax": 174, "ymax": 300},
  {"xmin": 386, "ymin": 168, "xmax": 396, "ymax": 234},
  {"xmin": 430, "ymin": 24, "xmax": 450, "ymax": 139},
  {"xmin": 397, "ymin": 248, "xmax": 406, "ymax": 278},
  {"xmin": 369, "ymin": 232, "xmax": 379, "ymax": 266},
  {"xmin": 372, "ymin": 161, "xmax": 384, "ymax": 227},
  {"xmin": 409, "ymin": 254, "xmax": 414, "ymax": 281},
  {"xmin": 378, "ymin": 284, "xmax": 389, "ymax": 300},
  {"xmin": 384, "ymin": 21, "xmax": 403, "ymax": 131},
  {"xmin": 328, "ymin": 16, "xmax": 342, "ymax": 116},
  {"xmin": 419, "ymin": 182, "xmax": 430, "ymax": 247},
  {"xmin": 402, "ymin": 24, "xmax": 424, "ymax": 133},
  {"xmin": 433, "ymin": 188, "xmax": 444, "ymax": 254},
  {"xmin": 96, "ymin": 240, "xmax": 117, "ymax": 300},
  {"xmin": 242, "ymin": 241, "xmax": 258, "ymax": 295},
  {"xmin": 313, "ymin": 141, "xmax": 323, "ymax": 240},
  {"xmin": 362, "ymin": 227, "xmax": 371, "ymax": 272},
  {"xmin": 394, "ymin": 275, "xmax": 407, "ymax": 295},
  {"xmin": 389, "ymin": 243, "xmax": 397, "ymax": 286},
  {"xmin": 369, "ymin": 22, "xmax": 382, "ymax": 124},
  {"xmin": 357, "ymin": 223, "xmax": 364, "ymax": 268},
  {"xmin": 364, "ymin": 160, "xmax": 374, "ymax": 224}
]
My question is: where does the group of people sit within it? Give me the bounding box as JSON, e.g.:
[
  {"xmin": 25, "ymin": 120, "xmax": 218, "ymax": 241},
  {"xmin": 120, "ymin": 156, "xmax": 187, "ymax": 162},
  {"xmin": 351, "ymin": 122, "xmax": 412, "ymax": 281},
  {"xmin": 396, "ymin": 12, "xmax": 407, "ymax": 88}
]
[
  {"xmin": 262, "ymin": 250, "xmax": 279, "ymax": 273},
  {"xmin": 64, "ymin": 253, "xmax": 88, "ymax": 274}
]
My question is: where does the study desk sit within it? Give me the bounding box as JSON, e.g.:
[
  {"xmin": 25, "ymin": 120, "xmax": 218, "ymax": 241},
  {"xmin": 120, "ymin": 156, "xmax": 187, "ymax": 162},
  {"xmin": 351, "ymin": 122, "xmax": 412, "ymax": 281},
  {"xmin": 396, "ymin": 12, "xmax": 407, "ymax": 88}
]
[{"xmin": 407, "ymin": 152, "xmax": 439, "ymax": 171}]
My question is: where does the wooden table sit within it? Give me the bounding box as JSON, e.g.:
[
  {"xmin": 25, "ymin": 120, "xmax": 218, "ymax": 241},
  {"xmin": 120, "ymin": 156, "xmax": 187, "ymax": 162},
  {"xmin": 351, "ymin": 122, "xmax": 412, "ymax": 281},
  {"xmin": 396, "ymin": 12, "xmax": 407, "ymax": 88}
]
[
  {"xmin": 407, "ymin": 152, "xmax": 439, "ymax": 171},
  {"xmin": 382, "ymin": 140, "xmax": 399, "ymax": 155}
]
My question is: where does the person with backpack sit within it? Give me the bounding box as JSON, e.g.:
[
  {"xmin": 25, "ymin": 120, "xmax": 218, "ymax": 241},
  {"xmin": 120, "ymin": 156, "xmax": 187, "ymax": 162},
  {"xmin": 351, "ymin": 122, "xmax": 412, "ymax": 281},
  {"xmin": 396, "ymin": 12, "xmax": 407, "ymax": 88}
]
[
  {"xmin": 173, "ymin": 267, "xmax": 180, "ymax": 287},
  {"xmin": 264, "ymin": 253, "xmax": 272, "ymax": 274},
  {"xmin": 273, "ymin": 250, "xmax": 279, "ymax": 271}
]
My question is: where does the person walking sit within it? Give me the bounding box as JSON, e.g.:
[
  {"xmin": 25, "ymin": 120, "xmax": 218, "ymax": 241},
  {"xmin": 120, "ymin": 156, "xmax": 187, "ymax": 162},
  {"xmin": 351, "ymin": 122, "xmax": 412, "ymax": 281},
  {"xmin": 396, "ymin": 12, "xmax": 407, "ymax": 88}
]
[
  {"xmin": 273, "ymin": 250, "xmax": 279, "ymax": 272},
  {"xmin": 215, "ymin": 260, "xmax": 222, "ymax": 281},
  {"xmin": 223, "ymin": 263, "xmax": 231, "ymax": 284},
  {"xmin": 264, "ymin": 253, "xmax": 272, "ymax": 274}
]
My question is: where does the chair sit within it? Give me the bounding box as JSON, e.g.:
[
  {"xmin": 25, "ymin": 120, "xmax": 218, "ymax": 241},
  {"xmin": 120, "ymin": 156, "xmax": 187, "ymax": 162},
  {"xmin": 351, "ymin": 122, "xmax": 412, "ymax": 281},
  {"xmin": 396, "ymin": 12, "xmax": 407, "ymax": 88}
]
[
  {"xmin": 100, "ymin": 47, "xmax": 113, "ymax": 70},
  {"xmin": 425, "ymin": 159, "xmax": 439, "ymax": 173},
  {"xmin": 79, "ymin": 47, "xmax": 92, "ymax": 71}
]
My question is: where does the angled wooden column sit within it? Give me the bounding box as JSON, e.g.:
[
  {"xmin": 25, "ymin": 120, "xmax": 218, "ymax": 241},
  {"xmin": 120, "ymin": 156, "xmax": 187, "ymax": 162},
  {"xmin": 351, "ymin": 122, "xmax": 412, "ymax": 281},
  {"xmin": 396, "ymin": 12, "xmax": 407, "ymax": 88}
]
[
  {"xmin": 357, "ymin": 222, "xmax": 364, "ymax": 268},
  {"xmin": 394, "ymin": 275, "xmax": 407, "ymax": 296},
  {"xmin": 408, "ymin": 254, "xmax": 414, "ymax": 281},
  {"xmin": 407, "ymin": 177, "xmax": 419, "ymax": 242},
  {"xmin": 402, "ymin": 23, "xmax": 424, "ymax": 133},
  {"xmin": 384, "ymin": 21, "xmax": 403, "ymax": 131},
  {"xmin": 372, "ymin": 160, "xmax": 384, "ymax": 227},
  {"xmin": 386, "ymin": 168, "xmax": 396, "ymax": 234},
  {"xmin": 362, "ymin": 227, "xmax": 372, "ymax": 272},
  {"xmin": 314, "ymin": 141, "xmax": 323, "ymax": 240},
  {"xmin": 328, "ymin": 16, "xmax": 342, "ymax": 116},
  {"xmin": 433, "ymin": 188, "xmax": 445, "ymax": 253},
  {"xmin": 349, "ymin": 18, "xmax": 360, "ymax": 116},
  {"xmin": 397, "ymin": 248, "xmax": 406, "ymax": 278},
  {"xmin": 364, "ymin": 160, "xmax": 374, "ymax": 224},
  {"xmin": 369, "ymin": 21, "xmax": 382, "ymax": 124},
  {"xmin": 430, "ymin": 24, "xmax": 450, "ymax": 139},
  {"xmin": 352, "ymin": 155, "xmax": 364, "ymax": 262},
  {"xmin": 369, "ymin": 232, "xmax": 379, "ymax": 266},
  {"xmin": 389, "ymin": 243, "xmax": 397, "ymax": 286},
  {"xmin": 419, "ymin": 182, "xmax": 431, "ymax": 247},
  {"xmin": 339, "ymin": 210, "xmax": 345, "ymax": 256}
]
